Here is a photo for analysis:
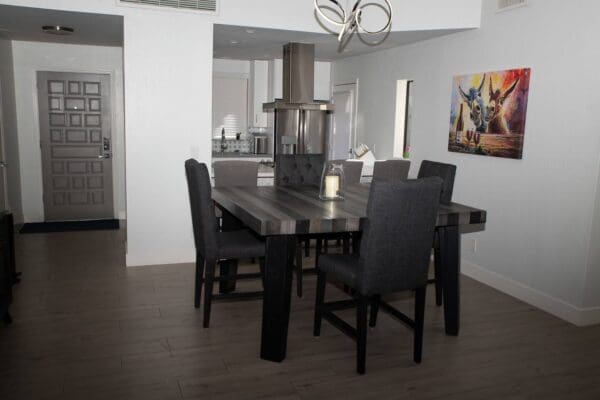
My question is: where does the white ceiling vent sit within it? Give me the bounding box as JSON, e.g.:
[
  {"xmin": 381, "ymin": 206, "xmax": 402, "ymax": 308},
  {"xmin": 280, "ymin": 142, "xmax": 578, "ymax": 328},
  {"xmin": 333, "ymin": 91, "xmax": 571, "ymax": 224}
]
[
  {"xmin": 120, "ymin": 0, "xmax": 217, "ymax": 12},
  {"xmin": 496, "ymin": 0, "xmax": 527, "ymax": 12}
]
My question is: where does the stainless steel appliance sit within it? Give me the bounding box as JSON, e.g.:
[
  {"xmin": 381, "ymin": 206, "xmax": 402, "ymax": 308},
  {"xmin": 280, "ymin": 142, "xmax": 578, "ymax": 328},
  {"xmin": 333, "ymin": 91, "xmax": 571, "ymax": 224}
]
[
  {"xmin": 263, "ymin": 43, "xmax": 334, "ymax": 158},
  {"xmin": 253, "ymin": 136, "xmax": 269, "ymax": 154}
]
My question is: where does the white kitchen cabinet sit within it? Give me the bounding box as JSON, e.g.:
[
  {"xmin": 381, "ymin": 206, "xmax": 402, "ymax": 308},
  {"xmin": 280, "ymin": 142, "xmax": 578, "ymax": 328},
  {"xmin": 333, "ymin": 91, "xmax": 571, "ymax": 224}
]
[
  {"xmin": 250, "ymin": 60, "xmax": 269, "ymax": 127},
  {"xmin": 314, "ymin": 61, "xmax": 332, "ymax": 101},
  {"xmin": 267, "ymin": 59, "xmax": 283, "ymax": 101}
]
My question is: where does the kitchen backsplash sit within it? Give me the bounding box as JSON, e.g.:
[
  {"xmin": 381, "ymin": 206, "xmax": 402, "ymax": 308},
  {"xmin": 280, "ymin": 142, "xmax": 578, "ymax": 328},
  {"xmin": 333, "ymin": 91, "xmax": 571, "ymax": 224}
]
[{"xmin": 212, "ymin": 138, "xmax": 253, "ymax": 153}]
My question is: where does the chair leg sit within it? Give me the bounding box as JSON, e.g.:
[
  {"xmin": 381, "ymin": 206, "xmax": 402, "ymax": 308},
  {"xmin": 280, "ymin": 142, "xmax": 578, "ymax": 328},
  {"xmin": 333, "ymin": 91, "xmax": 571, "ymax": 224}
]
[
  {"xmin": 296, "ymin": 242, "xmax": 303, "ymax": 298},
  {"xmin": 304, "ymin": 238, "xmax": 310, "ymax": 257},
  {"xmin": 369, "ymin": 295, "xmax": 381, "ymax": 328},
  {"xmin": 414, "ymin": 286, "xmax": 426, "ymax": 363},
  {"xmin": 351, "ymin": 232, "xmax": 361, "ymax": 254},
  {"xmin": 433, "ymin": 243, "xmax": 443, "ymax": 306},
  {"xmin": 342, "ymin": 234, "xmax": 350, "ymax": 254},
  {"xmin": 259, "ymin": 258, "xmax": 265, "ymax": 289},
  {"xmin": 194, "ymin": 253, "xmax": 204, "ymax": 309},
  {"xmin": 357, "ymin": 296, "xmax": 368, "ymax": 374},
  {"xmin": 315, "ymin": 238, "xmax": 323, "ymax": 268},
  {"xmin": 313, "ymin": 269, "xmax": 327, "ymax": 337},
  {"xmin": 203, "ymin": 261, "xmax": 216, "ymax": 328}
]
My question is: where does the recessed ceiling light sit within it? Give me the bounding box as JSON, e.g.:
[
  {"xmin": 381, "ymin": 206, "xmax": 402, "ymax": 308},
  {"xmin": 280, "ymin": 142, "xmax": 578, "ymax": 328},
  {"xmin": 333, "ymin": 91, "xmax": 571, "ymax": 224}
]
[
  {"xmin": 229, "ymin": 40, "xmax": 239, "ymax": 45},
  {"xmin": 42, "ymin": 25, "xmax": 74, "ymax": 35},
  {"xmin": 245, "ymin": 29, "xmax": 255, "ymax": 34}
]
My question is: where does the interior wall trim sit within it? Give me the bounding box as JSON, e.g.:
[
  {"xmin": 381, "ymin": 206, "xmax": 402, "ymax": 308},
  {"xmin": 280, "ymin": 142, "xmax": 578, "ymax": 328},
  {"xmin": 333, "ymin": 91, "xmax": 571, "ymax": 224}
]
[{"xmin": 461, "ymin": 259, "xmax": 600, "ymax": 327}]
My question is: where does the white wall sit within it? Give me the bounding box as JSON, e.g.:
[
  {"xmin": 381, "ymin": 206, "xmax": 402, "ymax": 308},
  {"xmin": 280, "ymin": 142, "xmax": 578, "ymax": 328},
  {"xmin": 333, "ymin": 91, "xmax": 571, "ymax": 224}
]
[
  {"xmin": 213, "ymin": 59, "xmax": 250, "ymax": 75},
  {"xmin": 0, "ymin": 0, "xmax": 482, "ymax": 267},
  {"xmin": 583, "ymin": 163, "xmax": 600, "ymax": 315},
  {"xmin": 0, "ymin": 38, "xmax": 23, "ymax": 222},
  {"xmin": 11, "ymin": 41, "xmax": 125, "ymax": 222},
  {"xmin": 333, "ymin": 0, "xmax": 600, "ymax": 325}
]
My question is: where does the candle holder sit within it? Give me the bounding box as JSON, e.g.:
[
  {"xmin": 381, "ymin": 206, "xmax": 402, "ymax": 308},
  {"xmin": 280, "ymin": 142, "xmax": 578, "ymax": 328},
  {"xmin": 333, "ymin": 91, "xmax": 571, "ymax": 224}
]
[{"xmin": 319, "ymin": 161, "xmax": 345, "ymax": 201}]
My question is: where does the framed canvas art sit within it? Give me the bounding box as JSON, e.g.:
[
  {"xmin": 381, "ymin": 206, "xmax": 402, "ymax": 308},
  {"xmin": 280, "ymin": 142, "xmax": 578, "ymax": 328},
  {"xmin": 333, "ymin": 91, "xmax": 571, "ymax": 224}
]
[{"xmin": 448, "ymin": 68, "xmax": 531, "ymax": 159}]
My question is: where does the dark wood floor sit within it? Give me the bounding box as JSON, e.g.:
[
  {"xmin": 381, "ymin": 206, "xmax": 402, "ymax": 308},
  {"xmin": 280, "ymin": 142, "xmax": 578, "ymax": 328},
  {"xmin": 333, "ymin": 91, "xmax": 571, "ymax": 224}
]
[{"xmin": 1, "ymin": 229, "xmax": 599, "ymax": 399}]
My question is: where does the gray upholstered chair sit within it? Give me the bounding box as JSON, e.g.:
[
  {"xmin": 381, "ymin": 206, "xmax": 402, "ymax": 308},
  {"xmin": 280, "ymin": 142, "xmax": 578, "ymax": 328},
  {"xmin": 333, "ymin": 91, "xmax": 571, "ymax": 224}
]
[
  {"xmin": 275, "ymin": 154, "xmax": 325, "ymax": 297},
  {"xmin": 213, "ymin": 160, "xmax": 259, "ymax": 188},
  {"xmin": 417, "ymin": 160, "xmax": 457, "ymax": 306},
  {"xmin": 185, "ymin": 159, "xmax": 265, "ymax": 328},
  {"xmin": 213, "ymin": 160, "xmax": 260, "ymax": 272},
  {"xmin": 372, "ymin": 159, "xmax": 411, "ymax": 182},
  {"xmin": 331, "ymin": 159, "xmax": 363, "ymax": 185},
  {"xmin": 314, "ymin": 177, "xmax": 442, "ymax": 374},
  {"xmin": 275, "ymin": 154, "xmax": 324, "ymax": 187}
]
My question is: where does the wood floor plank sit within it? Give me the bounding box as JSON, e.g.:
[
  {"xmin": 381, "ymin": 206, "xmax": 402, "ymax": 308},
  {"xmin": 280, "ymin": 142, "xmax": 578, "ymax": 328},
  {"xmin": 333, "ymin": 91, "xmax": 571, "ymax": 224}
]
[{"xmin": 1, "ymin": 228, "xmax": 599, "ymax": 400}]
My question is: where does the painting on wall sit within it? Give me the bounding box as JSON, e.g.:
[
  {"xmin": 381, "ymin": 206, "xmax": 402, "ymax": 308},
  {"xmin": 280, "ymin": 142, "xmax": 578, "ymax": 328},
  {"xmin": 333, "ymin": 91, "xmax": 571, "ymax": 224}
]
[{"xmin": 448, "ymin": 68, "xmax": 531, "ymax": 159}]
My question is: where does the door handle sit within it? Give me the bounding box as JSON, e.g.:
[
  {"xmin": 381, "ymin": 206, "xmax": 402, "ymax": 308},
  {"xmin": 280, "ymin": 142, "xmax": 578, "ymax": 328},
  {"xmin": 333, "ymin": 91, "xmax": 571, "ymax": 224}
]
[{"xmin": 0, "ymin": 161, "xmax": 7, "ymax": 168}]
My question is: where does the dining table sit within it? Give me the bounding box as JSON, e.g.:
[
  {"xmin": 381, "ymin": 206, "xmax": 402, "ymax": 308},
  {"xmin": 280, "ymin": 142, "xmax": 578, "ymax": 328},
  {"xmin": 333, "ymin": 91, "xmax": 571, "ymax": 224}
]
[{"xmin": 212, "ymin": 183, "xmax": 487, "ymax": 363}]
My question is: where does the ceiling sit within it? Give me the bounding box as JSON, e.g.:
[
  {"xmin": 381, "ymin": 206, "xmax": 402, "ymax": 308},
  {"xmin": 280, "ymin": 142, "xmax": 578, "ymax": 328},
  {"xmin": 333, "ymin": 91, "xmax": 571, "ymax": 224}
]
[
  {"xmin": 213, "ymin": 24, "xmax": 465, "ymax": 61},
  {"xmin": 0, "ymin": 4, "xmax": 123, "ymax": 47}
]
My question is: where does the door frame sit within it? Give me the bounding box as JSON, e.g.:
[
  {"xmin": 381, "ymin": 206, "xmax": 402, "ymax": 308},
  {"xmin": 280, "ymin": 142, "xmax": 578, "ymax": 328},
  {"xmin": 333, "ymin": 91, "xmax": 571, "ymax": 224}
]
[
  {"xmin": 0, "ymin": 77, "xmax": 8, "ymax": 211},
  {"xmin": 32, "ymin": 66, "xmax": 123, "ymax": 221},
  {"xmin": 331, "ymin": 80, "xmax": 359, "ymax": 159}
]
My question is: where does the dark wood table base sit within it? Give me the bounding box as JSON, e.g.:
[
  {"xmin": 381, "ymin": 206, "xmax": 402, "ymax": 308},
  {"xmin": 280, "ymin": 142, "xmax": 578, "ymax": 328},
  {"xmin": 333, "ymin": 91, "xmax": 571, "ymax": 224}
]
[{"xmin": 260, "ymin": 235, "xmax": 296, "ymax": 362}]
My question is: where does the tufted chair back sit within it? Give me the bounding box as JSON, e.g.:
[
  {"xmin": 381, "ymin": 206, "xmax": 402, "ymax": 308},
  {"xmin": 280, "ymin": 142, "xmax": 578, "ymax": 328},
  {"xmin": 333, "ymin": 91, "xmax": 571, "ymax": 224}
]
[{"xmin": 275, "ymin": 154, "xmax": 325, "ymax": 187}]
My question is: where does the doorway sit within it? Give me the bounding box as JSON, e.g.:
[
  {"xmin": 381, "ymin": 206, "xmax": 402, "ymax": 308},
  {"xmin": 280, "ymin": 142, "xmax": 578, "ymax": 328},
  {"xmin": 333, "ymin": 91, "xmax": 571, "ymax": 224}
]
[
  {"xmin": 330, "ymin": 82, "xmax": 358, "ymax": 160},
  {"xmin": 0, "ymin": 78, "xmax": 7, "ymax": 212},
  {"xmin": 37, "ymin": 71, "xmax": 114, "ymax": 221}
]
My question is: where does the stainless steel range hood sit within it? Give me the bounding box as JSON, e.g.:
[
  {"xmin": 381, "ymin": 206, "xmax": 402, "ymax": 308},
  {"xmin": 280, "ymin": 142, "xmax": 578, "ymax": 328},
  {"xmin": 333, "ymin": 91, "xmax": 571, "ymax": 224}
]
[{"xmin": 263, "ymin": 42, "xmax": 335, "ymax": 112}]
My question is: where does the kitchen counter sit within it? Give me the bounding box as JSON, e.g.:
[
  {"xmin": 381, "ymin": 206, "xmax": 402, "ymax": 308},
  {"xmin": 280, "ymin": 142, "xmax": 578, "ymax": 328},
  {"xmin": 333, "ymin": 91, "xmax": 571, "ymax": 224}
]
[{"xmin": 212, "ymin": 152, "xmax": 273, "ymax": 159}]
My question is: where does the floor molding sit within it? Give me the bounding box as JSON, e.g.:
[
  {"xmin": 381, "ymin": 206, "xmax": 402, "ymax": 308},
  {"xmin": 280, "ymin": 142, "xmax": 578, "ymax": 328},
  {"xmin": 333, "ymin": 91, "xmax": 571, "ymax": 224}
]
[{"xmin": 461, "ymin": 259, "xmax": 600, "ymax": 327}]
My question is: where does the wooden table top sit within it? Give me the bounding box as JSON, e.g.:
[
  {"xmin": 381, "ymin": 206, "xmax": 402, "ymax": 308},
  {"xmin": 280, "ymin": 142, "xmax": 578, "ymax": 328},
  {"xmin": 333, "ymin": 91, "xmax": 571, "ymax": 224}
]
[{"xmin": 212, "ymin": 184, "xmax": 486, "ymax": 236}]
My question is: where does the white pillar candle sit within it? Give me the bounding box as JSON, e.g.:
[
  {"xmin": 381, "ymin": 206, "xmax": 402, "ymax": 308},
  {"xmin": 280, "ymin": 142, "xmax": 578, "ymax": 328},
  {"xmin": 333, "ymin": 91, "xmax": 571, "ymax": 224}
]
[{"xmin": 325, "ymin": 175, "xmax": 340, "ymax": 198}]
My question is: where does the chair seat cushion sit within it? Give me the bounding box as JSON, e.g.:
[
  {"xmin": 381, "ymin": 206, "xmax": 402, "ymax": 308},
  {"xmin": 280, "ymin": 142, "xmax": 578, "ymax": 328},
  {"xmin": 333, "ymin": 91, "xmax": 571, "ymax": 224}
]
[
  {"xmin": 217, "ymin": 230, "xmax": 265, "ymax": 259},
  {"xmin": 318, "ymin": 254, "xmax": 360, "ymax": 288}
]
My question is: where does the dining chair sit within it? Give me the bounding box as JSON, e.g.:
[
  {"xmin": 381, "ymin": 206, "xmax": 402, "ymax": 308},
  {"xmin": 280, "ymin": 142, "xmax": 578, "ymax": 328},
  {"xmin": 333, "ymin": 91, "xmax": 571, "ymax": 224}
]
[
  {"xmin": 334, "ymin": 159, "xmax": 363, "ymax": 185},
  {"xmin": 314, "ymin": 177, "xmax": 442, "ymax": 374},
  {"xmin": 213, "ymin": 160, "xmax": 259, "ymax": 188},
  {"xmin": 372, "ymin": 159, "xmax": 411, "ymax": 182},
  {"xmin": 275, "ymin": 154, "xmax": 325, "ymax": 297},
  {"xmin": 213, "ymin": 160, "xmax": 260, "ymax": 286},
  {"xmin": 185, "ymin": 159, "xmax": 266, "ymax": 328},
  {"xmin": 417, "ymin": 160, "xmax": 457, "ymax": 306}
]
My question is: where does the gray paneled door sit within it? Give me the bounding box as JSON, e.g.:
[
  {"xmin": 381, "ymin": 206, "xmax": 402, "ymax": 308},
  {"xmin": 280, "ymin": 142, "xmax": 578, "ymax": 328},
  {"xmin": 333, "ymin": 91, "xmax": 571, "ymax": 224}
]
[{"xmin": 37, "ymin": 72, "xmax": 113, "ymax": 221}]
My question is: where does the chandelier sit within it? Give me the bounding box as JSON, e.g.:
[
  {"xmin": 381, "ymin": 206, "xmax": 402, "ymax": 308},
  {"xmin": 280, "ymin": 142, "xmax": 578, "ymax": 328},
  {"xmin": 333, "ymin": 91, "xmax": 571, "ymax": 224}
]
[{"xmin": 314, "ymin": 0, "xmax": 393, "ymax": 43}]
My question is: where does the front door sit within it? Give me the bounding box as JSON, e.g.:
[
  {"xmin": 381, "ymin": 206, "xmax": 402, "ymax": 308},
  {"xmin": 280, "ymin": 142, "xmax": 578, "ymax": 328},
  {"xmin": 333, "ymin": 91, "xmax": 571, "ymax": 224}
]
[{"xmin": 37, "ymin": 72, "xmax": 113, "ymax": 221}]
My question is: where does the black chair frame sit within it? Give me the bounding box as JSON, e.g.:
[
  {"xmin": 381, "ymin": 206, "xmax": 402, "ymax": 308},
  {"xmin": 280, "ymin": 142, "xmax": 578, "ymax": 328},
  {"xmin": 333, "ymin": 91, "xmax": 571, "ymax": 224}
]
[{"xmin": 314, "ymin": 269, "xmax": 426, "ymax": 374}]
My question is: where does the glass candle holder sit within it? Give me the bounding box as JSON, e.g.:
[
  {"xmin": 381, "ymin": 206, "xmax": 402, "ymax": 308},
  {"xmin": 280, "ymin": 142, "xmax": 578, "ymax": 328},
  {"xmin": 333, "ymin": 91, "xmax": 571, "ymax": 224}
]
[{"xmin": 319, "ymin": 161, "xmax": 345, "ymax": 201}]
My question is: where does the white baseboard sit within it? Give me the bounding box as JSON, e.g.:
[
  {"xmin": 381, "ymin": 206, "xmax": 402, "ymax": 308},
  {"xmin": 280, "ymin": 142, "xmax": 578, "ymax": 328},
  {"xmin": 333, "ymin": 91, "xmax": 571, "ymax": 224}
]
[
  {"xmin": 126, "ymin": 248, "xmax": 195, "ymax": 267},
  {"xmin": 461, "ymin": 259, "xmax": 600, "ymax": 327}
]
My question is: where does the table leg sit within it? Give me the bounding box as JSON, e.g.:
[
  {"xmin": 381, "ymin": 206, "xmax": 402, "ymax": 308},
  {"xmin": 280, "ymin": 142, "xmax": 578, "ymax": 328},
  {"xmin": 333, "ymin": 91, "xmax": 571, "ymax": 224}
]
[
  {"xmin": 260, "ymin": 235, "xmax": 296, "ymax": 362},
  {"xmin": 219, "ymin": 209, "xmax": 242, "ymax": 294},
  {"xmin": 438, "ymin": 225, "xmax": 460, "ymax": 336}
]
